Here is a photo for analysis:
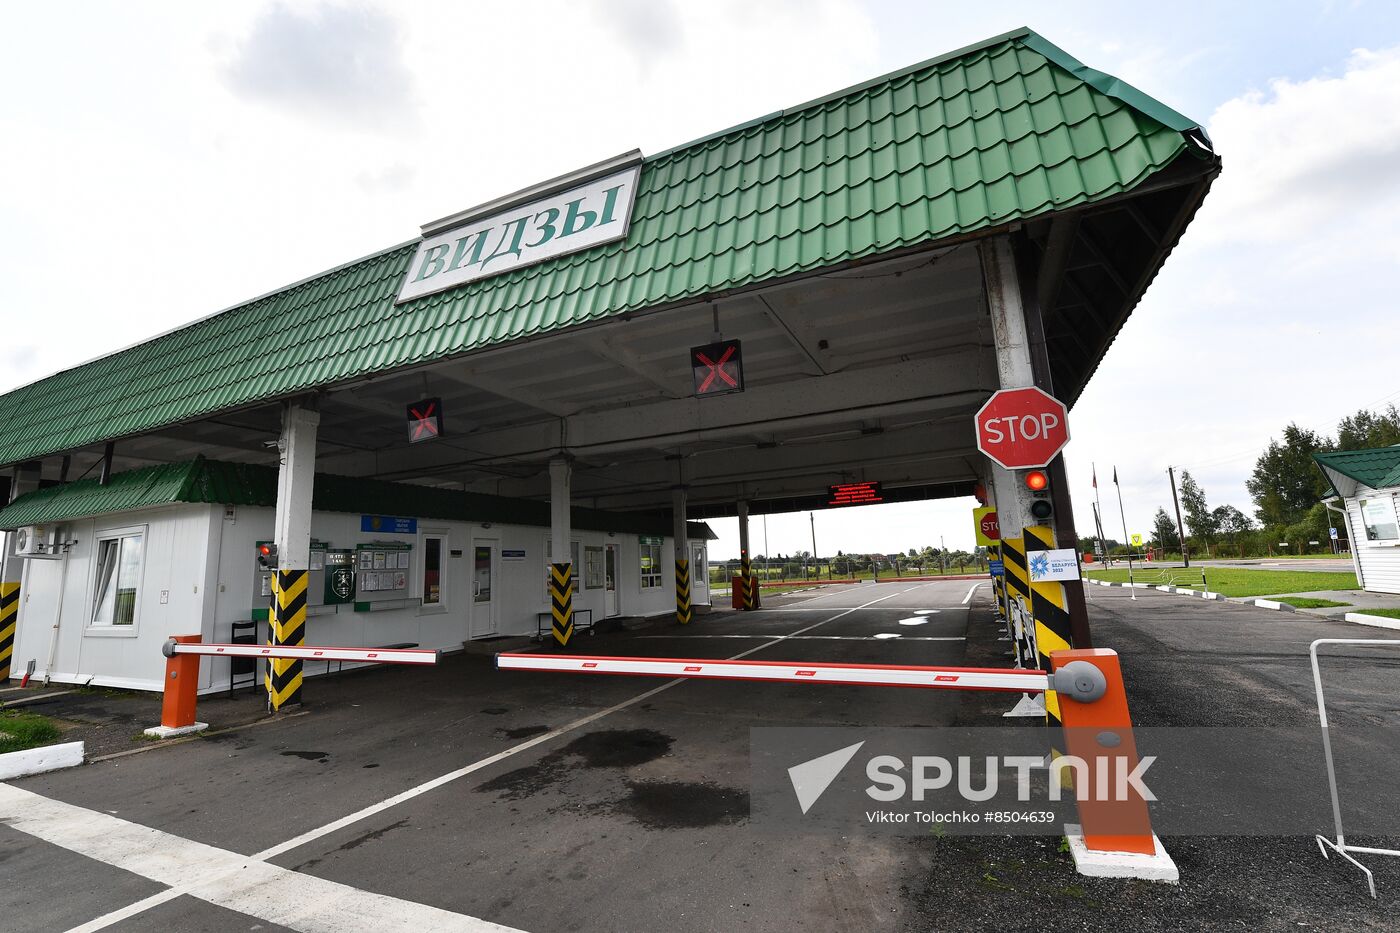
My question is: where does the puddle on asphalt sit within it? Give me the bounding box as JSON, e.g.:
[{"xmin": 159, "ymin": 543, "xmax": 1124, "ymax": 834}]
[
  {"xmin": 280, "ymin": 750, "xmax": 330, "ymax": 763},
  {"xmin": 609, "ymin": 780, "xmax": 749, "ymax": 829},
  {"xmin": 495, "ymin": 725, "xmax": 551, "ymax": 740},
  {"xmin": 476, "ymin": 729, "xmax": 676, "ymax": 801}
]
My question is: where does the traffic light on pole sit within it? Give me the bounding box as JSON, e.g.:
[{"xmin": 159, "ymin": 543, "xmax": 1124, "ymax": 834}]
[
  {"xmin": 1021, "ymin": 470, "xmax": 1054, "ymax": 521},
  {"xmin": 257, "ymin": 543, "xmax": 278, "ymax": 570}
]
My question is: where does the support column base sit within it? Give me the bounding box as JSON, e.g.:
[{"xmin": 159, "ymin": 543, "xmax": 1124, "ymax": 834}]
[
  {"xmin": 1063, "ymin": 823, "xmax": 1179, "ymax": 882},
  {"xmin": 1001, "ymin": 693, "xmax": 1045, "ymax": 718},
  {"xmin": 143, "ymin": 722, "xmax": 208, "ymax": 739}
]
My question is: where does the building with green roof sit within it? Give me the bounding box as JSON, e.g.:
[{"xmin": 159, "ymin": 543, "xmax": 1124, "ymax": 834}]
[
  {"xmin": 0, "ymin": 28, "xmax": 1218, "ymax": 692},
  {"xmin": 1314, "ymin": 447, "xmax": 1400, "ymax": 593}
]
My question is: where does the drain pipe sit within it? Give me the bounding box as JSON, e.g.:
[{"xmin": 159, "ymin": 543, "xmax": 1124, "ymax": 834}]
[{"xmin": 42, "ymin": 551, "xmax": 71, "ymax": 687}]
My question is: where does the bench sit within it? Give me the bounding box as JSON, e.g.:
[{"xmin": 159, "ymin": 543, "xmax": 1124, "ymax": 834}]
[{"xmin": 535, "ymin": 609, "xmax": 594, "ymax": 641}]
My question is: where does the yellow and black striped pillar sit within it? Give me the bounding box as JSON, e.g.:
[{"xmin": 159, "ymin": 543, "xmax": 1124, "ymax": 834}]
[
  {"xmin": 0, "ymin": 581, "xmax": 18, "ymax": 682},
  {"xmin": 675, "ymin": 558, "xmax": 693, "ymax": 624},
  {"xmin": 549, "ymin": 562, "xmax": 574, "ymax": 646},
  {"xmin": 267, "ymin": 569, "xmax": 307, "ymax": 712},
  {"xmin": 1024, "ymin": 524, "xmax": 1075, "ymax": 729},
  {"xmin": 740, "ymin": 554, "xmax": 756, "ymax": 610},
  {"xmin": 1001, "ymin": 535, "xmax": 1032, "ymax": 667}
]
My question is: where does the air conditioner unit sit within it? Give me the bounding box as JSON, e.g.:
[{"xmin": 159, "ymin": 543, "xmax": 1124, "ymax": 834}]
[
  {"xmin": 14, "ymin": 525, "xmax": 47, "ymax": 556},
  {"xmin": 13, "ymin": 525, "xmax": 63, "ymax": 559}
]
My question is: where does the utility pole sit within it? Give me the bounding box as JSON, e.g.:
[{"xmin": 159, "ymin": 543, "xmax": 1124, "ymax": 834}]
[
  {"xmin": 940, "ymin": 535, "xmax": 947, "ymax": 575},
  {"xmin": 1166, "ymin": 466, "xmax": 1189, "ymax": 567},
  {"xmin": 809, "ymin": 512, "xmax": 819, "ymax": 580}
]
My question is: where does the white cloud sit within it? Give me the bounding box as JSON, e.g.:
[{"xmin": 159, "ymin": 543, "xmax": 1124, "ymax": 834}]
[
  {"xmin": 220, "ymin": 1, "xmax": 418, "ymax": 132},
  {"xmin": 1195, "ymin": 45, "xmax": 1400, "ymax": 244}
]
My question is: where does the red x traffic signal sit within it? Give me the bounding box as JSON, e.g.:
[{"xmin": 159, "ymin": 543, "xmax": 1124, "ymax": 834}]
[
  {"xmin": 690, "ymin": 339, "xmax": 744, "ymax": 397},
  {"xmin": 406, "ymin": 397, "xmax": 444, "ymax": 444}
]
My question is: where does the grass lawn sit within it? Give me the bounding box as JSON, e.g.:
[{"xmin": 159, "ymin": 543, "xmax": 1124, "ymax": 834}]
[
  {"xmin": 1084, "ymin": 566, "xmax": 1358, "ymax": 598},
  {"xmin": 1354, "ymin": 608, "xmax": 1400, "ymax": 620},
  {"xmin": 0, "ymin": 710, "xmax": 61, "ymax": 754},
  {"xmin": 1277, "ymin": 597, "xmax": 1352, "ymax": 609}
]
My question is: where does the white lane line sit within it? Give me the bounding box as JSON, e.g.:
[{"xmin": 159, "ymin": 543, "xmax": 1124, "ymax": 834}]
[
  {"xmin": 0, "ymin": 784, "xmax": 524, "ymax": 933},
  {"xmin": 2, "ymin": 689, "xmax": 76, "ymax": 707},
  {"xmin": 961, "ymin": 582, "xmax": 987, "ymax": 605},
  {"xmin": 635, "ymin": 634, "xmax": 965, "ymax": 642},
  {"xmin": 255, "ymin": 587, "xmax": 909, "ymax": 864}
]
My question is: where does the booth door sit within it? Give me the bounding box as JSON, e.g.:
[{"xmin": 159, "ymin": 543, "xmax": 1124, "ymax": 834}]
[
  {"xmin": 690, "ymin": 543, "xmax": 710, "ymax": 605},
  {"xmin": 604, "ymin": 544, "xmax": 620, "ymax": 617},
  {"xmin": 470, "ymin": 539, "xmax": 499, "ymax": 638}
]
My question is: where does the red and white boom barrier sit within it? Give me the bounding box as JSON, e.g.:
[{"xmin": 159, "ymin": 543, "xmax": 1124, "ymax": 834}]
[
  {"xmin": 496, "ymin": 647, "xmax": 1177, "ymax": 881},
  {"xmin": 146, "ymin": 635, "xmax": 439, "ymax": 739},
  {"xmin": 496, "ymin": 653, "xmax": 1048, "ymax": 693}
]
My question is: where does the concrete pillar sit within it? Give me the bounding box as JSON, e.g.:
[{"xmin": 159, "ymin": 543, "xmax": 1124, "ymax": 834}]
[
  {"xmin": 548, "ymin": 457, "xmax": 575, "ymax": 645},
  {"xmin": 736, "ymin": 500, "xmax": 756, "ymax": 610},
  {"xmin": 980, "ymin": 237, "xmax": 1036, "ymax": 535},
  {"xmin": 268, "ymin": 402, "xmax": 318, "ymax": 711},
  {"xmin": 672, "ymin": 486, "xmax": 692, "ymax": 624}
]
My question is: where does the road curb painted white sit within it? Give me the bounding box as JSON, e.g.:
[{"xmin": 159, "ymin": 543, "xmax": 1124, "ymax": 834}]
[
  {"xmin": 1343, "ymin": 611, "xmax": 1400, "ymax": 631},
  {"xmin": 0, "ymin": 740, "xmax": 84, "ymax": 780},
  {"xmin": 1085, "ymin": 579, "xmax": 1224, "ymax": 601},
  {"xmin": 1249, "ymin": 598, "xmax": 1295, "ymax": 612}
]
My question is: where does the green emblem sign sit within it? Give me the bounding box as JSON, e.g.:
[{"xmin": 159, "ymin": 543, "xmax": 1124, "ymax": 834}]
[{"xmin": 324, "ymin": 549, "xmax": 356, "ymax": 604}]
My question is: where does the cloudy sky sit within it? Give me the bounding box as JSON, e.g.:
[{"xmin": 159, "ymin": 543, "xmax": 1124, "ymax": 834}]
[{"xmin": 2, "ymin": 1, "xmax": 1397, "ymax": 560}]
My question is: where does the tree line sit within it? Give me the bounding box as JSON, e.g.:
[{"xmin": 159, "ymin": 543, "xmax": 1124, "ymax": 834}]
[{"xmin": 1130, "ymin": 406, "xmax": 1399, "ymax": 558}]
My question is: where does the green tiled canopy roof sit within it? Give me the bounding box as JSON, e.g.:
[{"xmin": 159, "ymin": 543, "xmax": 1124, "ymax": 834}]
[
  {"xmin": 0, "ymin": 28, "xmax": 1209, "ymax": 468},
  {"xmin": 1314, "ymin": 447, "xmax": 1400, "ymax": 498},
  {"xmin": 0, "ymin": 457, "xmax": 717, "ymax": 538}
]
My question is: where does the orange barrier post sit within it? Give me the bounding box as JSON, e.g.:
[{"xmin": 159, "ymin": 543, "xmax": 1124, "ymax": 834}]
[
  {"xmin": 1051, "ymin": 648, "xmax": 1177, "ymax": 880},
  {"xmin": 144, "ymin": 634, "xmax": 209, "ymax": 739}
]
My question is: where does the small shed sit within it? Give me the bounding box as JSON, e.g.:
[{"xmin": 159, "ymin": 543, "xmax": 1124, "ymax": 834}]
[{"xmin": 1314, "ymin": 447, "xmax": 1400, "ymax": 594}]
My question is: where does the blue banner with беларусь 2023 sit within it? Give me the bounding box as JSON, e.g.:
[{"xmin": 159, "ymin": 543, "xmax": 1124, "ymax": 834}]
[{"xmin": 361, "ymin": 515, "xmax": 417, "ymax": 534}]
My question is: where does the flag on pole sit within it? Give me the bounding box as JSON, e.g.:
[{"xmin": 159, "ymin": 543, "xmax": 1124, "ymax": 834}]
[
  {"xmin": 1113, "ymin": 466, "xmax": 1119, "ymax": 485},
  {"xmin": 1092, "ymin": 465, "xmax": 1097, "ymax": 489}
]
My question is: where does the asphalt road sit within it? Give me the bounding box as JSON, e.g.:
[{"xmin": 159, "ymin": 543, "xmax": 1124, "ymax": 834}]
[{"xmin": 2, "ymin": 579, "xmax": 1397, "ymax": 932}]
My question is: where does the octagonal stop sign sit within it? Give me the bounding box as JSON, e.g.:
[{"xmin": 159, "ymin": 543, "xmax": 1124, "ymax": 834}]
[{"xmin": 975, "ymin": 387, "xmax": 1070, "ymax": 469}]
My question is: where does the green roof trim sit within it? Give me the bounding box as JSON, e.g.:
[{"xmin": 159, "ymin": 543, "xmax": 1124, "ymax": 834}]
[
  {"xmin": 0, "ymin": 457, "xmax": 718, "ymax": 539},
  {"xmin": 1314, "ymin": 447, "xmax": 1400, "ymax": 498},
  {"xmin": 0, "ymin": 29, "xmax": 1208, "ymax": 468}
]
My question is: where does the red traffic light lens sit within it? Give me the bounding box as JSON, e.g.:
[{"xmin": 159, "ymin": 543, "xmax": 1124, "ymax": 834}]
[
  {"xmin": 1023, "ymin": 470, "xmax": 1048, "ymax": 491},
  {"xmin": 258, "ymin": 544, "xmax": 272, "ymax": 556}
]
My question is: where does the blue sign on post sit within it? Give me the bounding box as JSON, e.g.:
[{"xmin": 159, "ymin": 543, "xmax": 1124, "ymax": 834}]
[
  {"xmin": 361, "ymin": 515, "xmax": 418, "ymax": 534},
  {"xmin": 988, "ymin": 559, "xmax": 1005, "ymax": 577}
]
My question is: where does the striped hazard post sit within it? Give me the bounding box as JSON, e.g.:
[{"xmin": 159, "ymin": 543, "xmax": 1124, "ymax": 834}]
[
  {"xmin": 675, "ymin": 558, "xmax": 693, "ymax": 624},
  {"xmin": 549, "ymin": 562, "xmax": 574, "ymax": 646},
  {"xmin": 740, "ymin": 553, "xmax": 756, "ymax": 610},
  {"xmin": 1001, "ymin": 535, "xmax": 1033, "ymax": 667},
  {"xmin": 267, "ymin": 569, "xmax": 308, "ymax": 711},
  {"xmin": 1025, "ymin": 524, "xmax": 1075, "ymax": 729},
  {"xmin": 990, "ymin": 543, "xmax": 1006, "ymax": 621},
  {"xmin": 0, "ymin": 580, "xmax": 18, "ymax": 682}
]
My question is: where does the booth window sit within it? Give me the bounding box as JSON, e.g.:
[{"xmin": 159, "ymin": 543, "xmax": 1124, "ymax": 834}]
[
  {"xmin": 584, "ymin": 546, "xmax": 605, "ymax": 589},
  {"xmin": 1360, "ymin": 496, "xmax": 1400, "ymax": 542},
  {"xmin": 640, "ymin": 541, "xmax": 663, "ymax": 589},
  {"xmin": 91, "ymin": 530, "xmax": 143, "ymax": 626},
  {"xmin": 422, "ymin": 535, "xmax": 445, "ymax": 606},
  {"xmin": 544, "ymin": 540, "xmax": 581, "ymax": 592}
]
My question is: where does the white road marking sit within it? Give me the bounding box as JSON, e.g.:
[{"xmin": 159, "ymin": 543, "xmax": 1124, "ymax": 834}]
[
  {"xmin": 1, "ymin": 689, "xmax": 76, "ymax": 707},
  {"xmin": 872, "ymin": 633, "xmax": 901, "ymax": 639},
  {"xmin": 897, "ymin": 618, "xmax": 929, "ymax": 626},
  {"xmin": 914, "ymin": 609, "xmax": 939, "ymax": 615},
  {"xmin": 0, "ymin": 784, "xmax": 524, "ymax": 933},
  {"xmin": 962, "ymin": 582, "xmax": 987, "ymax": 605}
]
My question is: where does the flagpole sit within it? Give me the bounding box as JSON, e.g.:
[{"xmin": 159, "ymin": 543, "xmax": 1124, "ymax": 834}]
[
  {"xmin": 1113, "ymin": 467, "xmax": 1136, "ymax": 600},
  {"xmin": 1092, "ymin": 463, "xmax": 1109, "ymax": 567}
]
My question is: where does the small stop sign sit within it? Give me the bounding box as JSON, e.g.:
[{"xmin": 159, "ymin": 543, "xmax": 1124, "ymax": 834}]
[{"xmin": 975, "ymin": 387, "xmax": 1070, "ymax": 469}]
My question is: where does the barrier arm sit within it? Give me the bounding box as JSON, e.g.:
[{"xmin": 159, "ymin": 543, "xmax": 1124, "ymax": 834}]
[{"xmin": 146, "ymin": 636, "xmax": 440, "ymax": 739}]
